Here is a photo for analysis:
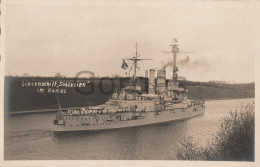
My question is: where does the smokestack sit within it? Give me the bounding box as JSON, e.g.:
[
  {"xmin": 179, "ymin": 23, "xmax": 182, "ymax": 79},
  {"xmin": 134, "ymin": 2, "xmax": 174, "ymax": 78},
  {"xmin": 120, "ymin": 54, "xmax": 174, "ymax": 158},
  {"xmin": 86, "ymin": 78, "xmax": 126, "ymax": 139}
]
[
  {"xmin": 145, "ymin": 70, "xmax": 148, "ymax": 78},
  {"xmin": 148, "ymin": 69, "xmax": 155, "ymax": 94},
  {"xmin": 157, "ymin": 70, "xmax": 166, "ymax": 95}
]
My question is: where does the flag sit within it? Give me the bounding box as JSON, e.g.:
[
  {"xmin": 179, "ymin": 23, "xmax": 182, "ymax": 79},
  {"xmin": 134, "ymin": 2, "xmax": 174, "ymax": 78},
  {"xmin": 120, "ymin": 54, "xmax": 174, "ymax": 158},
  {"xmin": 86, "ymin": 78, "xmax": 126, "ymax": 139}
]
[
  {"xmin": 121, "ymin": 59, "xmax": 128, "ymax": 69},
  {"xmin": 173, "ymin": 38, "xmax": 178, "ymax": 43}
]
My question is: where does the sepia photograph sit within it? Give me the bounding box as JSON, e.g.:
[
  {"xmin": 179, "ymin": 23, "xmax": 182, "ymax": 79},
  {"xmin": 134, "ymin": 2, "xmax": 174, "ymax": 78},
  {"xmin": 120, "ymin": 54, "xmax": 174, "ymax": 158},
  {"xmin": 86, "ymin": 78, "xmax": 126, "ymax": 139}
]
[{"xmin": 0, "ymin": 0, "xmax": 259, "ymax": 166}]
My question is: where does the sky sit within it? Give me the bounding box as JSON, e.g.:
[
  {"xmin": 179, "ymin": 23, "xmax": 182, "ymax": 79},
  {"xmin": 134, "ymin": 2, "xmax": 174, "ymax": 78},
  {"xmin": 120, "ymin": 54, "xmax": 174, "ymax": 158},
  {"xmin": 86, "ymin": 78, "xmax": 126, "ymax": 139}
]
[{"xmin": 4, "ymin": 0, "xmax": 256, "ymax": 83}]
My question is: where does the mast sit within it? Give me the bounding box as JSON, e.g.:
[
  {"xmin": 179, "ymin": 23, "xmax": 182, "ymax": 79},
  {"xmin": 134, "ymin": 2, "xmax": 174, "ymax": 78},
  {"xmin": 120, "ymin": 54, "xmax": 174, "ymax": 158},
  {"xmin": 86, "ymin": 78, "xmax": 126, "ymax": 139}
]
[
  {"xmin": 125, "ymin": 42, "xmax": 151, "ymax": 98},
  {"xmin": 133, "ymin": 42, "xmax": 138, "ymax": 86},
  {"xmin": 56, "ymin": 93, "xmax": 62, "ymax": 118},
  {"xmin": 170, "ymin": 39, "xmax": 179, "ymax": 84},
  {"xmin": 57, "ymin": 93, "xmax": 61, "ymax": 110}
]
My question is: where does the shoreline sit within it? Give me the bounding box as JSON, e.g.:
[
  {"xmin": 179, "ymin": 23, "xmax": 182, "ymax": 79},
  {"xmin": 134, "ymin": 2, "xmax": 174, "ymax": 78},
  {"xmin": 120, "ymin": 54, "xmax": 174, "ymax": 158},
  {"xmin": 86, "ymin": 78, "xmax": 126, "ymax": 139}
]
[
  {"xmin": 203, "ymin": 97, "xmax": 255, "ymax": 101},
  {"xmin": 6, "ymin": 97, "xmax": 255, "ymax": 116}
]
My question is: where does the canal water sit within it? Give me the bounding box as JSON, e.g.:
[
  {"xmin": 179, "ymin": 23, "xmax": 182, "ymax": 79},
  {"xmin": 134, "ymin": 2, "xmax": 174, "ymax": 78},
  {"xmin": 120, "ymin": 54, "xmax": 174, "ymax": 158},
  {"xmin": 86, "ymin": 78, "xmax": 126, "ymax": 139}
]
[{"xmin": 4, "ymin": 98, "xmax": 254, "ymax": 160}]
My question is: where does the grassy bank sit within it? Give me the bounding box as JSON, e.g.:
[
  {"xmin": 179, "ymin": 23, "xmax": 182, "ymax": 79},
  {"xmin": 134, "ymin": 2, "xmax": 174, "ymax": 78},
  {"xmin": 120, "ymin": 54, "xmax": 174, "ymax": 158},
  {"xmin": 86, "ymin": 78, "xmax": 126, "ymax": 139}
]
[{"xmin": 187, "ymin": 86, "xmax": 255, "ymax": 100}]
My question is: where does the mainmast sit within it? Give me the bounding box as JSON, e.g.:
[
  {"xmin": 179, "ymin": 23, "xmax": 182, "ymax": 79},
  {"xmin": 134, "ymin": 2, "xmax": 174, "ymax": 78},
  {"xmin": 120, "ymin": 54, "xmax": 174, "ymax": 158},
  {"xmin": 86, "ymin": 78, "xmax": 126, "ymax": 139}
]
[{"xmin": 170, "ymin": 39, "xmax": 179, "ymax": 84}]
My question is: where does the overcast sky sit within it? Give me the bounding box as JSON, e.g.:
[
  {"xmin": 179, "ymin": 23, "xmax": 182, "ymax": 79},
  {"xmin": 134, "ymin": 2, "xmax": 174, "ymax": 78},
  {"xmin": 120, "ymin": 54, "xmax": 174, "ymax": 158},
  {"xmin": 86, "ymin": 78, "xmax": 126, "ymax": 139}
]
[{"xmin": 4, "ymin": 0, "xmax": 256, "ymax": 83}]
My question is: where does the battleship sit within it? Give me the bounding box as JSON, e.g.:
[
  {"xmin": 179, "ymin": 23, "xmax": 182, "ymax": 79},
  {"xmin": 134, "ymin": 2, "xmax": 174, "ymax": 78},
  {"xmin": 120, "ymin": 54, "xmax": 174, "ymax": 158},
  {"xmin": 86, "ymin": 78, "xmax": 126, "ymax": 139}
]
[{"xmin": 53, "ymin": 40, "xmax": 205, "ymax": 132}]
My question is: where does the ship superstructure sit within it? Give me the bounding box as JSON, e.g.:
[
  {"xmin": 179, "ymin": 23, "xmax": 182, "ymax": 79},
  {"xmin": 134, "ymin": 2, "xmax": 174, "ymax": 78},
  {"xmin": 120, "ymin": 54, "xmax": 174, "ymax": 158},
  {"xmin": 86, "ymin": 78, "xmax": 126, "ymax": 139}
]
[{"xmin": 54, "ymin": 40, "xmax": 205, "ymax": 132}]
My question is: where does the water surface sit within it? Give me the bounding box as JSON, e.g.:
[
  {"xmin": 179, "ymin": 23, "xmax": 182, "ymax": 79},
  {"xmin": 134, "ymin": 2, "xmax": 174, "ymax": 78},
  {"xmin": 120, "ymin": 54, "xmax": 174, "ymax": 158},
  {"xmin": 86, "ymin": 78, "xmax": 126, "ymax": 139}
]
[{"xmin": 4, "ymin": 98, "xmax": 254, "ymax": 160}]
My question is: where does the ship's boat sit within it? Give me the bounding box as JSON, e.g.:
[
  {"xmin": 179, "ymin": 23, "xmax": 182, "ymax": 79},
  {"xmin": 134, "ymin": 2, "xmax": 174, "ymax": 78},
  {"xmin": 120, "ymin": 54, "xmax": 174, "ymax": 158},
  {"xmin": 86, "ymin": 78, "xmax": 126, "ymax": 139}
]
[{"xmin": 53, "ymin": 40, "xmax": 205, "ymax": 132}]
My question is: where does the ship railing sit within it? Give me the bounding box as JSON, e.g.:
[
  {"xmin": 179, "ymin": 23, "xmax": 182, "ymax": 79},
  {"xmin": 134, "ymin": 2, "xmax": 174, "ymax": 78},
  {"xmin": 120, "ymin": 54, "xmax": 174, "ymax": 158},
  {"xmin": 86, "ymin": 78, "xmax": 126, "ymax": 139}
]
[{"xmin": 64, "ymin": 106, "xmax": 154, "ymax": 116}]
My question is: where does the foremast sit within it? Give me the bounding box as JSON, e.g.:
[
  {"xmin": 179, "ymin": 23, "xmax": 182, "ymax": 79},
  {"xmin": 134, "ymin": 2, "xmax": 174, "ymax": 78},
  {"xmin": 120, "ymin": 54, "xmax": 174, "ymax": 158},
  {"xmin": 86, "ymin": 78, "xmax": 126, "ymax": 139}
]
[{"xmin": 124, "ymin": 43, "xmax": 151, "ymax": 98}]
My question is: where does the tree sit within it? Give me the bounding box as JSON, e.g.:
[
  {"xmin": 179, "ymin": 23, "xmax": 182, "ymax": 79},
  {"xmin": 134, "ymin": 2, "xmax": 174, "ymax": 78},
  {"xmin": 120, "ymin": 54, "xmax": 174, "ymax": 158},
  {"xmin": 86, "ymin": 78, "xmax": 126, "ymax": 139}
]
[
  {"xmin": 54, "ymin": 72, "xmax": 63, "ymax": 78},
  {"xmin": 23, "ymin": 73, "xmax": 30, "ymax": 77},
  {"xmin": 177, "ymin": 103, "xmax": 255, "ymax": 161}
]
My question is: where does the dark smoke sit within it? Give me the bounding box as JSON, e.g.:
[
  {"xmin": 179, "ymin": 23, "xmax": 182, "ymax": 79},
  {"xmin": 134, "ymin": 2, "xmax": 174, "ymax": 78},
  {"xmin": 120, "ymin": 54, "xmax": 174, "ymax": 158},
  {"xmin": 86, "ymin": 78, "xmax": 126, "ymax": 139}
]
[
  {"xmin": 161, "ymin": 56, "xmax": 210, "ymax": 70},
  {"xmin": 186, "ymin": 59, "xmax": 210, "ymax": 69},
  {"xmin": 178, "ymin": 57, "xmax": 190, "ymax": 67},
  {"xmin": 161, "ymin": 61, "xmax": 173, "ymax": 70}
]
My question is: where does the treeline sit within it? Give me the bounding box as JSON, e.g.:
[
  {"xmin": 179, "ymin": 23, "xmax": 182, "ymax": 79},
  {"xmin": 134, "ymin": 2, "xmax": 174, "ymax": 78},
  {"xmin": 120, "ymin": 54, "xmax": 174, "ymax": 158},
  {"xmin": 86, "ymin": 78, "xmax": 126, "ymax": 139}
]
[
  {"xmin": 7, "ymin": 76, "xmax": 255, "ymax": 90},
  {"xmin": 4, "ymin": 76, "xmax": 148, "ymax": 112},
  {"xmin": 178, "ymin": 80, "xmax": 255, "ymax": 90},
  {"xmin": 4, "ymin": 76, "xmax": 255, "ymax": 112}
]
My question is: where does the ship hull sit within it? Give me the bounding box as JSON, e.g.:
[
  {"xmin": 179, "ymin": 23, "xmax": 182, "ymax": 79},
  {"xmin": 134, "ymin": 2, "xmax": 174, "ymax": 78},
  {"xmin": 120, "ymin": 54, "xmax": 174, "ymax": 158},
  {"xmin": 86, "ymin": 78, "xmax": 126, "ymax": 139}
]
[{"xmin": 53, "ymin": 107, "xmax": 204, "ymax": 132}]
